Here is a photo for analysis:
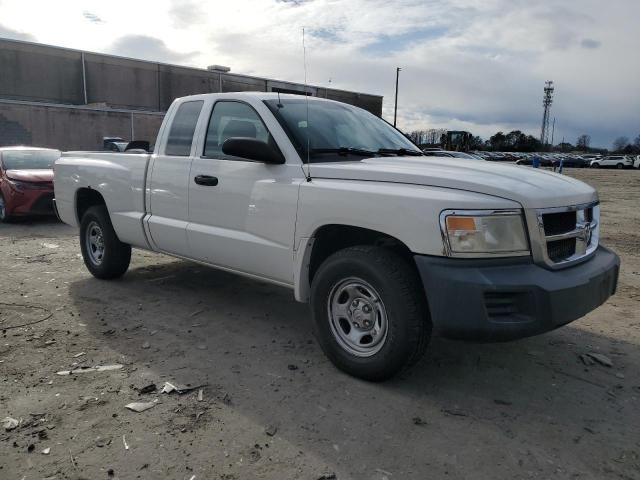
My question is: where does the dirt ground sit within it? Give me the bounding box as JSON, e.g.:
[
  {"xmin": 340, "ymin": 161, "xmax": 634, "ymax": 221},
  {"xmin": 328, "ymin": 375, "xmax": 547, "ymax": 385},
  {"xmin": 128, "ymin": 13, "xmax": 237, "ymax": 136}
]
[{"xmin": 1, "ymin": 168, "xmax": 639, "ymax": 480}]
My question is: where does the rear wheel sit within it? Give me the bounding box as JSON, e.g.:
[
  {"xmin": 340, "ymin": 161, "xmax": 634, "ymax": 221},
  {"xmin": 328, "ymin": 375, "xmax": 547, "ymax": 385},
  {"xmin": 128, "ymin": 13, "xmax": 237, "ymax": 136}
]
[
  {"xmin": 310, "ymin": 246, "xmax": 431, "ymax": 381},
  {"xmin": 616, "ymin": 163, "xmax": 624, "ymax": 169},
  {"xmin": 591, "ymin": 163, "xmax": 600, "ymax": 168},
  {"xmin": 80, "ymin": 205, "xmax": 131, "ymax": 279}
]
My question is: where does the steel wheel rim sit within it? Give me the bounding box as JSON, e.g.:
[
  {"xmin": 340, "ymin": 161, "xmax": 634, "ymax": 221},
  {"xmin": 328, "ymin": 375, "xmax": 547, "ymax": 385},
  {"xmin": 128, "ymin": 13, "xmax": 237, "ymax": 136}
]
[
  {"xmin": 85, "ymin": 221, "xmax": 105, "ymax": 265},
  {"xmin": 327, "ymin": 277, "xmax": 389, "ymax": 357}
]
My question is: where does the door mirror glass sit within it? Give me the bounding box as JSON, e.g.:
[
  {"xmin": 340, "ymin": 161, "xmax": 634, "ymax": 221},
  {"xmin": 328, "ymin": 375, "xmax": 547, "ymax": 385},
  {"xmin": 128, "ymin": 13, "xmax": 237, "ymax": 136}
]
[{"xmin": 222, "ymin": 138, "xmax": 284, "ymax": 164}]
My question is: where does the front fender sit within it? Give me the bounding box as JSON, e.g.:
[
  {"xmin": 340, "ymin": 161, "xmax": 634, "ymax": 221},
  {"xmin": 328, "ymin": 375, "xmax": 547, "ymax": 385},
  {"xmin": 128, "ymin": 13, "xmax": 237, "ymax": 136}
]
[{"xmin": 292, "ymin": 179, "xmax": 521, "ymax": 302}]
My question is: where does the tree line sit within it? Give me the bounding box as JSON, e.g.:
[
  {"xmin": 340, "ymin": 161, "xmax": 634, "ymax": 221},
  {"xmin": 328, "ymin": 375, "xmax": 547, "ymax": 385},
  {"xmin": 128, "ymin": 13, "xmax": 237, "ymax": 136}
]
[{"xmin": 407, "ymin": 128, "xmax": 640, "ymax": 154}]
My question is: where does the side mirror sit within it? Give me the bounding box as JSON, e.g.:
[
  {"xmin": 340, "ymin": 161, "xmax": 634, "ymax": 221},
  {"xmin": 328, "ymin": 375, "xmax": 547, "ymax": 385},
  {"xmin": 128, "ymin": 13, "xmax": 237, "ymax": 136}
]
[{"xmin": 222, "ymin": 137, "xmax": 285, "ymax": 164}]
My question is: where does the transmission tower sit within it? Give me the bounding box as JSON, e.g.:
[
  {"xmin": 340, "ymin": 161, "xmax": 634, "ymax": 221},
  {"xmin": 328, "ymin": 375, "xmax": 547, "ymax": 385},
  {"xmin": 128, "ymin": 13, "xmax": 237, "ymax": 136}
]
[{"xmin": 540, "ymin": 81, "xmax": 554, "ymax": 146}]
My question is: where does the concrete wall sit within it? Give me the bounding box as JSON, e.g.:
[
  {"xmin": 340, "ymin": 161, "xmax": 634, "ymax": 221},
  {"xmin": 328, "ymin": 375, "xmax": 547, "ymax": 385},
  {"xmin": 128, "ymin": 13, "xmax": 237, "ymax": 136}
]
[
  {"xmin": 0, "ymin": 40, "xmax": 84, "ymax": 105},
  {"xmin": 0, "ymin": 102, "xmax": 164, "ymax": 151},
  {"xmin": 0, "ymin": 38, "xmax": 383, "ymax": 115},
  {"xmin": 0, "ymin": 38, "xmax": 383, "ymax": 151}
]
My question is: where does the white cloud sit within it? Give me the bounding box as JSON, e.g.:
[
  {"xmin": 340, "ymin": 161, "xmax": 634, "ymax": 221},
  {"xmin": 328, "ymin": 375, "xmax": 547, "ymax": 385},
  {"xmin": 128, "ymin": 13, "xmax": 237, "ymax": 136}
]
[{"xmin": 0, "ymin": 0, "xmax": 638, "ymax": 147}]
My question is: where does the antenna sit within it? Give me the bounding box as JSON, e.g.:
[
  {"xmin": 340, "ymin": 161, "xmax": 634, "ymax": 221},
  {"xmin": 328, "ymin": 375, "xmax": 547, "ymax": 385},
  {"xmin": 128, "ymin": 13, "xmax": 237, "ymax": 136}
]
[{"xmin": 302, "ymin": 27, "xmax": 311, "ymax": 182}]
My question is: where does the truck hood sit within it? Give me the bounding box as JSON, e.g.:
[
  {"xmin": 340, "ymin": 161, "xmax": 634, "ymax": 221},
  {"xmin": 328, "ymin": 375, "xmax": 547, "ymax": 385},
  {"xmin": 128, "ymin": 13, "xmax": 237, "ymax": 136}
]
[
  {"xmin": 5, "ymin": 169, "xmax": 54, "ymax": 183},
  {"xmin": 309, "ymin": 157, "xmax": 597, "ymax": 209}
]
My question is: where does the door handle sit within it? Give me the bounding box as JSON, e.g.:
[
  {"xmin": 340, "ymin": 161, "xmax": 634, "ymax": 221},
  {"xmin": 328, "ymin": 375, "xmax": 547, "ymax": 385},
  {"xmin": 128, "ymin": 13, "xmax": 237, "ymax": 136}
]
[{"xmin": 194, "ymin": 175, "xmax": 218, "ymax": 186}]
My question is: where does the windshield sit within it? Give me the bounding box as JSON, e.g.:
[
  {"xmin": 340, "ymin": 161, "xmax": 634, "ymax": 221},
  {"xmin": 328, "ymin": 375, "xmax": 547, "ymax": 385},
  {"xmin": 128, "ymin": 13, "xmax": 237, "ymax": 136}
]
[
  {"xmin": 264, "ymin": 99, "xmax": 422, "ymax": 162},
  {"xmin": 2, "ymin": 150, "xmax": 60, "ymax": 170}
]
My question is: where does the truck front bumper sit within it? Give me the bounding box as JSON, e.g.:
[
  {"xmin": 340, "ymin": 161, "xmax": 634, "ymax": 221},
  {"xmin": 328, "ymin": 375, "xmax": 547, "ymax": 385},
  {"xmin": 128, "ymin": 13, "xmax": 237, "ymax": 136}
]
[{"xmin": 414, "ymin": 246, "xmax": 620, "ymax": 341}]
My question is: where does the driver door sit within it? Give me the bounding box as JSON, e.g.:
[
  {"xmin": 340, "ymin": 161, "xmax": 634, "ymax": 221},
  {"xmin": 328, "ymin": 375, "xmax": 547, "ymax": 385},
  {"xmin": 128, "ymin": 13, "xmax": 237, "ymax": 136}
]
[{"xmin": 186, "ymin": 100, "xmax": 300, "ymax": 285}]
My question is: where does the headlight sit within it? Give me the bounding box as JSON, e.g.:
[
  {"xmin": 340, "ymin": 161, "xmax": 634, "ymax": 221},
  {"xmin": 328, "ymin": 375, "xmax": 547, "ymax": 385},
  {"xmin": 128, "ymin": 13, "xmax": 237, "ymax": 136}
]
[{"xmin": 440, "ymin": 210, "xmax": 530, "ymax": 257}]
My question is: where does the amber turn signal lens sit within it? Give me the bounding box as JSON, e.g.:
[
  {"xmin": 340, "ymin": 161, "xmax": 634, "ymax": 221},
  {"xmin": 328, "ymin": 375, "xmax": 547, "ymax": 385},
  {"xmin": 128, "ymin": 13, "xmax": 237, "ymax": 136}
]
[{"xmin": 446, "ymin": 216, "xmax": 476, "ymax": 231}]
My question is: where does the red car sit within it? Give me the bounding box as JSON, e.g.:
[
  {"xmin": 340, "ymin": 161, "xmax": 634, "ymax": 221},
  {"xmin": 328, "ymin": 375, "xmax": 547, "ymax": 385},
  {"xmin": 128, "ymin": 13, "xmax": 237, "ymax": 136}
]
[{"xmin": 0, "ymin": 147, "xmax": 60, "ymax": 222}]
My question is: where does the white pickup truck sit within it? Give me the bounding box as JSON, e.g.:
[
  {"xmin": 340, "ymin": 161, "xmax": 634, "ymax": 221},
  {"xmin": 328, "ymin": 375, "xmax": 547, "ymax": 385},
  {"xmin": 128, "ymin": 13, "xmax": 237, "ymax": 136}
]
[{"xmin": 54, "ymin": 92, "xmax": 620, "ymax": 380}]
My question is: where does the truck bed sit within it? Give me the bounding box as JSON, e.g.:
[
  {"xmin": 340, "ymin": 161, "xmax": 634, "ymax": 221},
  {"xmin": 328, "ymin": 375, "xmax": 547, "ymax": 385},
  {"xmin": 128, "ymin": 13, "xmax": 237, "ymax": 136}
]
[{"xmin": 54, "ymin": 151, "xmax": 152, "ymax": 249}]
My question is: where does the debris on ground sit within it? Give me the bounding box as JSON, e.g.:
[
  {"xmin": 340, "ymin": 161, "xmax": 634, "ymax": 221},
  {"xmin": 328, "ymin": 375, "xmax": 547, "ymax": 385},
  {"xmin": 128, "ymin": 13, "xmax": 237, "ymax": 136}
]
[
  {"xmin": 442, "ymin": 408, "xmax": 468, "ymax": 417},
  {"xmin": 160, "ymin": 381, "xmax": 205, "ymax": 394},
  {"xmin": 95, "ymin": 436, "xmax": 112, "ymax": 448},
  {"xmin": 142, "ymin": 341, "xmax": 150, "ymax": 349},
  {"xmin": 197, "ymin": 389, "xmax": 204, "ymax": 402},
  {"xmin": 138, "ymin": 383, "xmax": 157, "ymax": 395},
  {"xmin": 580, "ymin": 354, "xmax": 596, "ymax": 366},
  {"xmin": 56, "ymin": 364, "xmax": 123, "ymax": 375},
  {"xmin": 265, "ymin": 425, "xmax": 278, "ymax": 437},
  {"xmin": 586, "ymin": 353, "xmax": 614, "ymax": 368},
  {"xmin": 73, "ymin": 352, "xmax": 86, "ymax": 358},
  {"xmin": 122, "ymin": 435, "xmax": 130, "ymax": 450},
  {"xmin": 42, "ymin": 447, "xmax": 51, "ymax": 455},
  {"xmin": 125, "ymin": 401, "xmax": 157, "ymax": 413},
  {"xmin": 317, "ymin": 474, "xmax": 337, "ymax": 480},
  {"xmin": 287, "ymin": 364, "xmax": 299, "ymax": 371},
  {"xmin": 2, "ymin": 416, "xmax": 19, "ymax": 431},
  {"xmin": 412, "ymin": 416, "xmax": 427, "ymax": 426}
]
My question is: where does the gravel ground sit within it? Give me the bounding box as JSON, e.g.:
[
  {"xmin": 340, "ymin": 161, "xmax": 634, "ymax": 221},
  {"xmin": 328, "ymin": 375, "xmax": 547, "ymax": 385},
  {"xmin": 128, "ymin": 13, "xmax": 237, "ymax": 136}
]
[{"xmin": 1, "ymin": 168, "xmax": 639, "ymax": 480}]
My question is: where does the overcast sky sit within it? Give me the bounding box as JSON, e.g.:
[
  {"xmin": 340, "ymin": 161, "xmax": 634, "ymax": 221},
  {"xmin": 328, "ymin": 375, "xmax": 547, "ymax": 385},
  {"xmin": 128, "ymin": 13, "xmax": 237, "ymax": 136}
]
[{"xmin": 1, "ymin": 0, "xmax": 638, "ymax": 148}]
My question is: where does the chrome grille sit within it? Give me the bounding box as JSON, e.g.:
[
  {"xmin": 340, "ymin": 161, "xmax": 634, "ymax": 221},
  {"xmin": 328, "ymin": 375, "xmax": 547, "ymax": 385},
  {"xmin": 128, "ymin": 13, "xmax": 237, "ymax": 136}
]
[
  {"xmin": 547, "ymin": 238, "xmax": 576, "ymax": 262},
  {"xmin": 533, "ymin": 203, "xmax": 599, "ymax": 268},
  {"xmin": 542, "ymin": 211, "xmax": 576, "ymax": 236}
]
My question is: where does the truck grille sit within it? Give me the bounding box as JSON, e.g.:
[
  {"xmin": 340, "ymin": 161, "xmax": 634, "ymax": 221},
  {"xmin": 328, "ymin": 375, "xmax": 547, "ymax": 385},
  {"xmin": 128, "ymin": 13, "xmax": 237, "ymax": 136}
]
[
  {"xmin": 547, "ymin": 238, "xmax": 576, "ymax": 262},
  {"xmin": 536, "ymin": 204, "xmax": 598, "ymax": 267},
  {"xmin": 542, "ymin": 211, "xmax": 576, "ymax": 236}
]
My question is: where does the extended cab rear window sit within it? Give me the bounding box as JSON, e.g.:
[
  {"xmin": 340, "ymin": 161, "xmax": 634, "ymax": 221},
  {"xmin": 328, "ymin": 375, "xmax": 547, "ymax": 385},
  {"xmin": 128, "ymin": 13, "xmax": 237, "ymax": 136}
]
[{"xmin": 165, "ymin": 101, "xmax": 204, "ymax": 156}]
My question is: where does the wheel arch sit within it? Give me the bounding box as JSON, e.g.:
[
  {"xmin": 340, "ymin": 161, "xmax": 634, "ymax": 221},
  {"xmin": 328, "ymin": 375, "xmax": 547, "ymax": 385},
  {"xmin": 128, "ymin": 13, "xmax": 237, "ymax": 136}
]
[
  {"xmin": 294, "ymin": 223, "xmax": 419, "ymax": 302},
  {"xmin": 75, "ymin": 187, "xmax": 107, "ymax": 224}
]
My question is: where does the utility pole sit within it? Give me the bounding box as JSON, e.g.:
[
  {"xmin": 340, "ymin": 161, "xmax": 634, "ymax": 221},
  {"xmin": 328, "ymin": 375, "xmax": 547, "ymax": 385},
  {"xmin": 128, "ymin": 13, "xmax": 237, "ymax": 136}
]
[
  {"xmin": 393, "ymin": 67, "xmax": 401, "ymax": 127},
  {"xmin": 540, "ymin": 81, "xmax": 554, "ymax": 148},
  {"xmin": 551, "ymin": 117, "xmax": 556, "ymax": 147}
]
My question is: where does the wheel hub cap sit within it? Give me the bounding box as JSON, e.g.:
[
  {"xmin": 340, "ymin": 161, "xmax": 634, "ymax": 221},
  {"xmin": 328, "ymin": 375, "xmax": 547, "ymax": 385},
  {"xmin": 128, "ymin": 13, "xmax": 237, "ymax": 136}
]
[
  {"xmin": 328, "ymin": 278, "xmax": 388, "ymax": 357},
  {"xmin": 86, "ymin": 221, "xmax": 105, "ymax": 265}
]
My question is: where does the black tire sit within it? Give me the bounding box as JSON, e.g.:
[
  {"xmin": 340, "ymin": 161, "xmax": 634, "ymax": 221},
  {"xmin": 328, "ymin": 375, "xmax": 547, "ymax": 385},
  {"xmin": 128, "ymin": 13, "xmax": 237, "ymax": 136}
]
[
  {"xmin": 0, "ymin": 193, "xmax": 12, "ymax": 223},
  {"xmin": 616, "ymin": 163, "xmax": 624, "ymax": 169},
  {"xmin": 591, "ymin": 163, "xmax": 599, "ymax": 168},
  {"xmin": 310, "ymin": 246, "xmax": 431, "ymax": 381},
  {"xmin": 79, "ymin": 205, "xmax": 131, "ymax": 279}
]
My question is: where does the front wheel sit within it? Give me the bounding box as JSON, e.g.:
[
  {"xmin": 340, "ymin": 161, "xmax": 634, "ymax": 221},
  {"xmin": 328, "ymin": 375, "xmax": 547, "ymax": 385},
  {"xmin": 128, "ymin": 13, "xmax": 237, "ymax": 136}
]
[
  {"xmin": 591, "ymin": 163, "xmax": 600, "ymax": 168},
  {"xmin": 80, "ymin": 205, "xmax": 131, "ymax": 279},
  {"xmin": 310, "ymin": 246, "xmax": 431, "ymax": 381},
  {"xmin": 616, "ymin": 163, "xmax": 624, "ymax": 169}
]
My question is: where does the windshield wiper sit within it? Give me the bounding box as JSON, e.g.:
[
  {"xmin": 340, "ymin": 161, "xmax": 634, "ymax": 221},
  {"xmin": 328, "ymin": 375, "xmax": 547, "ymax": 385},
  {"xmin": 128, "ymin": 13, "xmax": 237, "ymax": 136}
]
[
  {"xmin": 310, "ymin": 147, "xmax": 377, "ymax": 157},
  {"xmin": 377, "ymin": 148, "xmax": 424, "ymax": 156}
]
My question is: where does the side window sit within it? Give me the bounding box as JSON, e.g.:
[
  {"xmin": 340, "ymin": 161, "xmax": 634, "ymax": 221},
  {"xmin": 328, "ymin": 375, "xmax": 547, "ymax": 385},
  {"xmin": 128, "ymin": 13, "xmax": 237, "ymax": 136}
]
[
  {"xmin": 165, "ymin": 100, "xmax": 204, "ymax": 156},
  {"xmin": 204, "ymin": 101, "xmax": 271, "ymax": 159}
]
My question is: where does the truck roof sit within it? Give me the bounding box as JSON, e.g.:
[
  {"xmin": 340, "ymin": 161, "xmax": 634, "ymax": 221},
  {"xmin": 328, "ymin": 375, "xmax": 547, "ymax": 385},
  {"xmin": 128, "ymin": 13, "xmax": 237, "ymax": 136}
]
[{"xmin": 173, "ymin": 91, "xmax": 340, "ymax": 104}]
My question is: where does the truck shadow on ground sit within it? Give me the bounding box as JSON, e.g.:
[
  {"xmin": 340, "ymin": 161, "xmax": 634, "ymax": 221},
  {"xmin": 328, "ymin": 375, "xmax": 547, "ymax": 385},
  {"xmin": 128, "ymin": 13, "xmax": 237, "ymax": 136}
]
[{"xmin": 67, "ymin": 257, "xmax": 639, "ymax": 477}]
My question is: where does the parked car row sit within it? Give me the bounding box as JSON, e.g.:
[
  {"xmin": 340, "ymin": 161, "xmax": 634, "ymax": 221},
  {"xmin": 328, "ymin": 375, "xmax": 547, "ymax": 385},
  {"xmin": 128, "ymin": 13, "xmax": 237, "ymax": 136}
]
[
  {"xmin": 422, "ymin": 149, "xmax": 485, "ymax": 160},
  {"xmin": 471, "ymin": 151, "xmax": 640, "ymax": 170}
]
